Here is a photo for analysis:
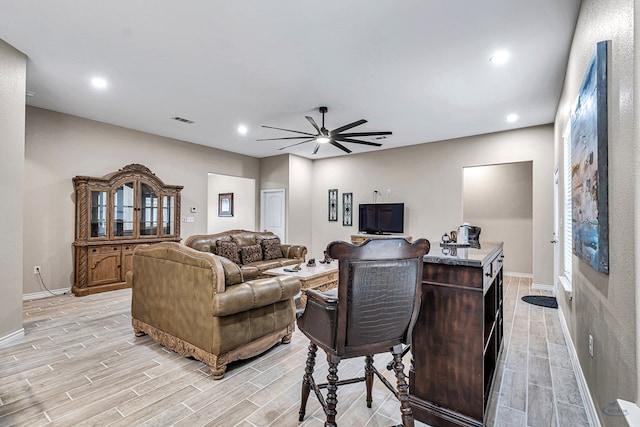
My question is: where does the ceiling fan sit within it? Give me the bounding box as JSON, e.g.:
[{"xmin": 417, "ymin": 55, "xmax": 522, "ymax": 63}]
[{"xmin": 257, "ymin": 106, "xmax": 392, "ymax": 154}]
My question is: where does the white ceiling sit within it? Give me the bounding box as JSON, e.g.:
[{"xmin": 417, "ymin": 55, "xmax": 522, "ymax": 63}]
[{"xmin": 0, "ymin": 1, "xmax": 581, "ymax": 159}]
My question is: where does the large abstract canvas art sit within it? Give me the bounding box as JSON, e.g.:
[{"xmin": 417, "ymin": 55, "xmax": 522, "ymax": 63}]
[{"xmin": 570, "ymin": 41, "xmax": 609, "ymax": 274}]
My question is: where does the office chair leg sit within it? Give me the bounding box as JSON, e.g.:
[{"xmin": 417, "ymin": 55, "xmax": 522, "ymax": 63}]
[
  {"xmin": 325, "ymin": 354, "xmax": 340, "ymax": 427},
  {"xmin": 391, "ymin": 345, "xmax": 414, "ymax": 427},
  {"xmin": 299, "ymin": 342, "xmax": 318, "ymax": 421},
  {"xmin": 365, "ymin": 355, "xmax": 374, "ymax": 408}
]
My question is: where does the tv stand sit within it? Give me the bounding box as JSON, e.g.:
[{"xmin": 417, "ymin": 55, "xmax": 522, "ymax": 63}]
[{"xmin": 350, "ymin": 234, "xmax": 412, "ymax": 245}]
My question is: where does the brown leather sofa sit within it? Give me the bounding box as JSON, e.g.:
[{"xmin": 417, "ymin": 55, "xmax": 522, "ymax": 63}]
[
  {"xmin": 184, "ymin": 230, "xmax": 307, "ymax": 280},
  {"xmin": 127, "ymin": 242, "xmax": 301, "ymax": 379}
]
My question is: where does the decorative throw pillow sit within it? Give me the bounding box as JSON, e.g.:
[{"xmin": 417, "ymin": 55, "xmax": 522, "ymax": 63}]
[
  {"xmin": 210, "ymin": 235, "xmax": 232, "ymax": 255},
  {"xmin": 240, "ymin": 244, "xmax": 263, "ymax": 264},
  {"xmin": 261, "ymin": 237, "xmax": 283, "ymax": 260},
  {"xmin": 216, "ymin": 240, "xmax": 240, "ymax": 264}
]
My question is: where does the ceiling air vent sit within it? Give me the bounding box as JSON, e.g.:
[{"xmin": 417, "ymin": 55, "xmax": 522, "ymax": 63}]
[{"xmin": 171, "ymin": 116, "xmax": 195, "ymax": 124}]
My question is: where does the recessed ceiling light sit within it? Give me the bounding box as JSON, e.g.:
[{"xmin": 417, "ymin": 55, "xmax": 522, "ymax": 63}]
[
  {"xmin": 506, "ymin": 113, "xmax": 519, "ymax": 123},
  {"xmin": 490, "ymin": 50, "xmax": 509, "ymax": 65},
  {"xmin": 91, "ymin": 77, "xmax": 108, "ymax": 89},
  {"xmin": 237, "ymin": 125, "xmax": 248, "ymax": 135}
]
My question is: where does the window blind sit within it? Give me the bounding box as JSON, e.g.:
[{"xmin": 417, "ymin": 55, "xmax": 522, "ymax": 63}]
[{"xmin": 563, "ymin": 123, "xmax": 572, "ymax": 280}]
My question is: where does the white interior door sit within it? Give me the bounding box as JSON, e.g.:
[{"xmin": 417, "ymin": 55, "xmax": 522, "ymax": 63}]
[{"xmin": 260, "ymin": 189, "xmax": 286, "ymax": 242}]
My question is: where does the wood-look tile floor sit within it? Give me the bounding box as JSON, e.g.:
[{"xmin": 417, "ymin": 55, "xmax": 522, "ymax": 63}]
[{"xmin": 0, "ymin": 276, "xmax": 590, "ymax": 426}]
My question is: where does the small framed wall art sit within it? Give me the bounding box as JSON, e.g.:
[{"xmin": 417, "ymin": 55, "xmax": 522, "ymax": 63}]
[
  {"xmin": 328, "ymin": 189, "xmax": 338, "ymax": 221},
  {"xmin": 342, "ymin": 192, "xmax": 353, "ymax": 226},
  {"xmin": 218, "ymin": 193, "xmax": 234, "ymax": 217}
]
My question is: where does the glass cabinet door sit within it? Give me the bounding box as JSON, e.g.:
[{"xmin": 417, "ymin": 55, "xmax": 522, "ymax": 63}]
[
  {"xmin": 162, "ymin": 195, "xmax": 175, "ymax": 235},
  {"xmin": 139, "ymin": 183, "xmax": 158, "ymax": 236},
  {"xmin": 90, "ymin": 191, "xmax": 107, "ymax": 238},
  {"xmin": 113, "ymin": 182, "xmax": 135, "ymax": 237}
]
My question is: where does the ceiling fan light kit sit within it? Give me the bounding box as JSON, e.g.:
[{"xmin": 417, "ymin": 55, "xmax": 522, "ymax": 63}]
[{"xmin": 257, "ymin": 106, "xmax": 392, "ymax": 155}]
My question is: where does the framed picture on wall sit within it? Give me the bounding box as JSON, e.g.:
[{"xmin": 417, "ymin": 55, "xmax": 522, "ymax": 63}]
[
  {"xmin": 218, "ymin": 193, "xmax": 234, "ymax": 217},
  {"xmin": 328, "ymin": 189, "xmax": 338, "ymax": 221},
  {"xmin": 342, "ymin": 192, "xmax": 353, "ymax": 226}
]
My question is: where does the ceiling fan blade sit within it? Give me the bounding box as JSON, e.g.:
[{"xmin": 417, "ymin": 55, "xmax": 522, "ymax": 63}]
[
  {"xmin": 305, "ymin": 116, "xmax": 322, "ymax": 134},
  {"xmin": 330, "ymin": 119, "xmax": 367, "ymax": 136},
  {"xmin": 337, "ymin": 131, "xmax": 392, "ymax": 137},
  {"xmin": 335, "ymin": 137, "xmax": 383, "ymax": 147},
  {"xmin": 262, "ymin": 125, "xmax": 315, "ymax": 136},
  {"xmin": 312, "ymin": 143, "xmax": 321, "ymax": 155},
  {"xmin": 257, "ymin": 136, "xmax": 317, "ymax": 141},
  {"xmin": 277, "ymin": 138, "xmax": 315, "ymax": 150},
  {"xmin": 330, "ymin": 140, "xmax": 352, "ymax": 154}
]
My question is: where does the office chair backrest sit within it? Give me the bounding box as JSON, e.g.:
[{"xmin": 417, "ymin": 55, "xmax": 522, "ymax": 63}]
[{"xmin": 326, "ymin": 238, "xmax": 430, "ymax": 357}]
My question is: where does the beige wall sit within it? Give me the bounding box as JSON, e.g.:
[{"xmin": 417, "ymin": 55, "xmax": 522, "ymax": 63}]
[
  {"xmin": 310, "ymin": 125, "xmax": 554, "ymax": 285},
  {"xmin": 207, "ymin": 174, "xmax": 256, "ymax": 233},
  {"xmin": 287, "ymin": 155, "xmax": 313, "ymax": 251},
  {"xmin": 553, "ymin": 0, "xmax": 637, "ymax": 422},
  {"xmin": 23, "ymin": 106, "xmax": 260, "ymax": 295},
  {"xmin": 0, "ymin": 40, "xmax": 26, "ymax": 341},
  {"xmin": 464, "ymin": 162, "xmax": 533, "ymax": 275},
  {"xmin": 257, "ymin": 154, "xmax": 313, "ymax": 250}
]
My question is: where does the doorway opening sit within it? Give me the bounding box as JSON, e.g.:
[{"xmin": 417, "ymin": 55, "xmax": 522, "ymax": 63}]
[{"xmin": 463, "ymin": 162, "xmax": 533, "ymax": 276}]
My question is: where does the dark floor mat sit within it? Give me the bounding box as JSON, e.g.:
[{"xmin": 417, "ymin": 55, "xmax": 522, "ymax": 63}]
[{"xmin": 521, "ymin": 295, "xmax": 558, "ymax": 309}]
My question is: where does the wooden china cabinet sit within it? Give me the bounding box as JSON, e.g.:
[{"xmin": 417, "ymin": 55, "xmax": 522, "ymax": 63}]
[{"xmin": 72, "ymin": 164, "xmax": 183, "ymax": 296}]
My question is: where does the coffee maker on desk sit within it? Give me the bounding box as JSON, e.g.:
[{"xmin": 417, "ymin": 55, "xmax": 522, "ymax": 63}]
[
  {"xmin": 444, "ymin": 223, "xmax": 481, "ymax": 248},
  {"xmin": 456, "ymin": 223, "xmax": 470, "ymax": 244}
]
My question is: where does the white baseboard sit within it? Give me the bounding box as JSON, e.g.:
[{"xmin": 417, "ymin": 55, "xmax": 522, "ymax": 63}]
[
  {"xmin": 23, "ymin": 288, "xmax": 71, "ymax": 301},
  {"xmin": 504, "ymin": 271, "xmax": 533, "ymax": 278},
  {"xmin": 558, "ymin": 306, "xmax": 601, "ymax": 427},
  {"xmin": 532, "ymin": 283, "xmax": 554, "ymax": 292},
  {"xmin": 0, "ymin": 328, "xmax": 25, "ymax": 348}
]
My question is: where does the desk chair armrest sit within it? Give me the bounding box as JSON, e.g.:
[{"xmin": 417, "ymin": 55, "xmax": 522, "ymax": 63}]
[{"xmin": 297, "ymin": 288, "xmax": 338, "ymax": 351}]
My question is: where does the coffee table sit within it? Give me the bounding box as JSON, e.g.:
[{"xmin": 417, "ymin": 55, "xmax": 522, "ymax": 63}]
[{"xmin": 264, "ymin": 263, "xmax": 338, "ymax": 308}]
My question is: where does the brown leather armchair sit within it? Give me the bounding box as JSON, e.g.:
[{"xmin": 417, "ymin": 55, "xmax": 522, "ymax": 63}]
[{"xmin": 296, "ymin": 238, "xmax": 430, "ymax": 427}]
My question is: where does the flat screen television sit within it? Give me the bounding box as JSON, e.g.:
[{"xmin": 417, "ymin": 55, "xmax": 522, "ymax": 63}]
[{"xmin": 358, "ymin": 203, "xmax": 404, "ymax": 234}]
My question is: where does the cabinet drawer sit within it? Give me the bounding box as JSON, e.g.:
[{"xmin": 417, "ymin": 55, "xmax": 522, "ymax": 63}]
[
  {"xmin": 483, "ymin": 262, "xmax": 493, "ymax": 288},
  {"xmin": 100, "ymin": 245, "xmax": 121, "ymax": 253}
]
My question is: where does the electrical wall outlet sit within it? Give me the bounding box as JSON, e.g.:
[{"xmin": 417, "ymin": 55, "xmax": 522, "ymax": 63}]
[
  {"xmin": 34, "ymin": 265, "xmax": 41, "ymax": 275},
  {"xmin": 589, "ymin": 334, "xmax": 594, "ymax": 357}
]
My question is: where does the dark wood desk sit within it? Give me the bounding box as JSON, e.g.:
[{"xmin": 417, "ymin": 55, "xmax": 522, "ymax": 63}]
[{"xmin": 410, "ymin": 242, "xmax": 504, "ymax": 427}]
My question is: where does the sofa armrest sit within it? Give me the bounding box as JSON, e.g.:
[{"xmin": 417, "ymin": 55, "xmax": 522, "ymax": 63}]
[
  {"xmin": 281, "ymin": 244, "xmax": 307, "ymax": 261},
  {"xmin": 212, "ymin": 275, "xmax": 300, "ymax": 317}
]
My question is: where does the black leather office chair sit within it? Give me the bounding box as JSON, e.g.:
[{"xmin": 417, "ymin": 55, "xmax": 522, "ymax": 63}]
[{"xmin": 297, "ymin": 238, "xmax": 430, "ymax": 427}]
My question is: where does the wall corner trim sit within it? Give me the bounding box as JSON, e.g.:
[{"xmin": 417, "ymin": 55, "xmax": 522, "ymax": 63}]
[
  {"xmin": 558, "ymin": 305, "xmax": 602, "ymax": 426},
  {"xmin": 0, "ymin": 328, "xmax": 25, "ymax": 348}
]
